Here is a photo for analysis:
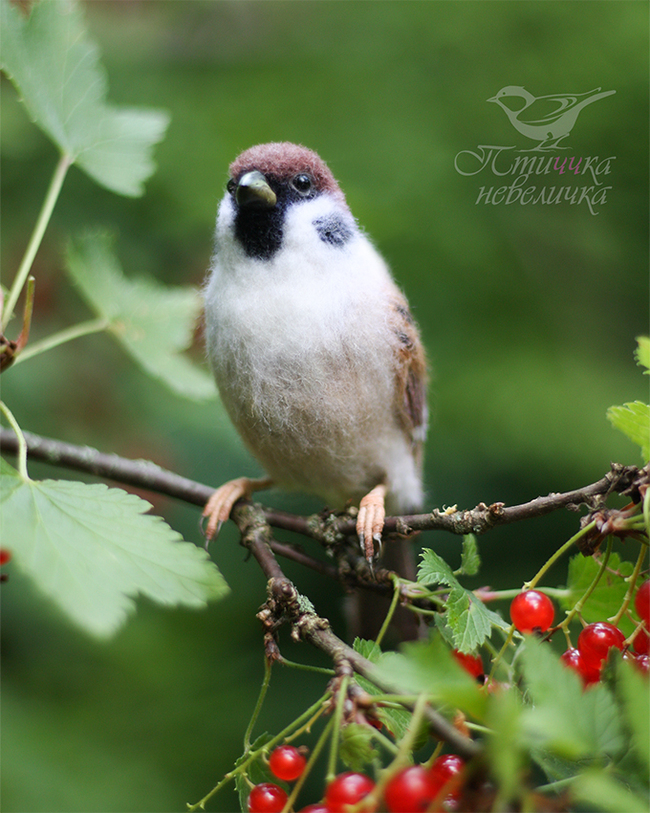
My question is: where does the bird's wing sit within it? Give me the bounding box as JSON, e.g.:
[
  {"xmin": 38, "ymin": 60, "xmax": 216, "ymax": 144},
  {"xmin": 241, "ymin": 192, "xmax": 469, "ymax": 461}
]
[
  {"xmin": 527, "ymin": 89, "xmax": 603, "ymax": 123},
  {"xmin": 521, "ymin": 96, "xmax": 576, "ymax": 124},
  {"xmin": 387, "ymin": 291, "xmax": 428, "ymax": 452}
]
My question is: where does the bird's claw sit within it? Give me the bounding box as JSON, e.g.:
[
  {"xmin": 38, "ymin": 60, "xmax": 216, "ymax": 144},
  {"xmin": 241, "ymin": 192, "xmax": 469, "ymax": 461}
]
[
  {"xmin": 357, "ymin": 484, "xmax": 387, "ymax": 565},
  {"xmin": 202, "ymin": 478, "xmax": 252, "ymax": 543}
]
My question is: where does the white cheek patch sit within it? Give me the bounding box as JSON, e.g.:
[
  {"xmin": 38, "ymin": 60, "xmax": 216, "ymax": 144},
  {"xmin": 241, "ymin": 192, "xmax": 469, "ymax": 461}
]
[{"xmin": 281, "ymin": 195, "xmax": 358, "ymax": 257}]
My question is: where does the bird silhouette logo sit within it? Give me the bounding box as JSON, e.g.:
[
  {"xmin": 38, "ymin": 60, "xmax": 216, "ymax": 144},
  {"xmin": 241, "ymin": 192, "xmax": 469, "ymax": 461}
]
[{"xmin": 488, "ymin": 86, "xmax": 616, "ymax": 151}]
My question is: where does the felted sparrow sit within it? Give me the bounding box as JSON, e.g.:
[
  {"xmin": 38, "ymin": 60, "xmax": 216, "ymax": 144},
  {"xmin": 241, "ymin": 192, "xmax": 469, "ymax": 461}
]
[{"xmin": 202, "ymin": 142, "xmax": 427, "ymax": 565}]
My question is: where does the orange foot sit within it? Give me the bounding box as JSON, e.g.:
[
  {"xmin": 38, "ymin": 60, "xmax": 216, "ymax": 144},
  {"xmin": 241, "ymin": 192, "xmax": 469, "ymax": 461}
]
[
  {"xmin": 202, "ymin": 476, "xmax": 273, "ymax": 542},
  {"xmin": 357, "ymin": 483, "xmax": 387, "ymax": 564}
]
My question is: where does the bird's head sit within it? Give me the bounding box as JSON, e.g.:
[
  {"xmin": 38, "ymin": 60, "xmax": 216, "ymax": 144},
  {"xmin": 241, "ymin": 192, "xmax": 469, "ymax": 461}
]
[
  {"xmin": 487, "ymin": 86, "xmax": 534, "ymax": 111},
  {"xmin": 220, "ymin": 142, "xmax": 351, "ymax": 261}
]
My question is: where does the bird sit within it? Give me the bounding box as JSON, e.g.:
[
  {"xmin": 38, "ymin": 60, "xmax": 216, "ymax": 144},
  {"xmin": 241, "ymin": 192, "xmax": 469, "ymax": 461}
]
[
  {"xmin": 202, "ymin": 142, "xmax": 427, "ymax": 575},
  {"xmin": 487, "ymin": 86, "xmax": 616, "ymax": 151}
]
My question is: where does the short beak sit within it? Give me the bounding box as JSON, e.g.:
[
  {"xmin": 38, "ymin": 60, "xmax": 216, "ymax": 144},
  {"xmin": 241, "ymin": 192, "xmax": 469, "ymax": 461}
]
[
  {"xmin": 487, "ymin": 96, "xmax": 497, "ymax": 103},
  {"xmin": 236, "ymin": 170, "xmax": 277, "ymax": 208}
]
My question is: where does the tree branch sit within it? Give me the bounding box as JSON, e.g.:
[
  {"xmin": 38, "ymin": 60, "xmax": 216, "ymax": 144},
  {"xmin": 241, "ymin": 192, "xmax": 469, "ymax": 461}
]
[
  {"xmin": 1, "ymin": 427, "xmax": 643, "ymax": 544},
  {"xmin": 232, "ymin": 500, "xmax": 481, "ymax": 761}
]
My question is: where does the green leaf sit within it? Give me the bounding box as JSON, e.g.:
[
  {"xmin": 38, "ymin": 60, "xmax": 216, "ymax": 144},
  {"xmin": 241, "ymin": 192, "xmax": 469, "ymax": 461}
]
[
  {"xmin": 417, "ymin": 548, "xmax": 458, "ymax": 587},
  {"xmin": 519, "ymin": 638, "xmax": 624, "ymax": 761},
  {"xmin": 418, "ymin": 548, "xmax": 507, "ymax": 652},
  {"xmin": 446, "ymin": 587, "xmax": 493, "ymax": 652},
  {"xmin": 0, "ymin": 0, "xmax": 169, "ymax": 196},
  {"xmin": 571, "ymin": 769, "xmax": 649, "ymax": 813},
  {"xmin": 485, "ymin": 689, "xmax": 526, "ymax": 808},
  {"xmin": 353, "ymin": 637, "xmax": 383, "ymax": 662},
  {"xmin": 607, "ymin": 402, "xmax": 650, "ymax": 462},
  {"xmin": 635, "ymin": 336, "xmax": 650, "ymax": 373},
  {"xmin": 339, "ymin": 723, "xmax": 379, "ymax": 772},
  {"xmin": 459, "ymin": 534, "xmax": 480, "ymax": 576},
  {"xmin": 66, "ymin": 231, "xmax": 216, "ymax": 400},
  {"xmin": 0, "ymin": 465, "xmax": 229, "ymax": 638},
  {"xmin": 616, "ymin": 658, "xmax": 650, "ymax": 770},
  {"xmin": 562, "ymin": 553, "xmax": 635, "ymax": 636},
  {"xmin": 373, "ymin": 636, "xmax": 487, "ymax": 721}
]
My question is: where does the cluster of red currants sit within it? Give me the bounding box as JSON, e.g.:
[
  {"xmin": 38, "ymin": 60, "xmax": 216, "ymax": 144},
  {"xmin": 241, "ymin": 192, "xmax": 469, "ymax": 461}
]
[
  {"xmin": 247, "ymin": 747, "xmax": 465, "ymax": 813},
  {"xmin": 247, "ymin": 745, "xmax": 306, "ymax": 813},
  {"xmin": 508, "ymin": 585, "xmax": 650, "ymax": 687}
]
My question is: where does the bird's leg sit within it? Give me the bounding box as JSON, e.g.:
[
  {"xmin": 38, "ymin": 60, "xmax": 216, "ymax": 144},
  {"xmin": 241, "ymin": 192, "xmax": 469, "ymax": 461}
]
[
  {"xmin": 357, "ymin": 483, "xmax": 387, "ymax": 564},
  {"xmin": 202, "ymin": 476, "xmax": 273, "ymax": 543}
]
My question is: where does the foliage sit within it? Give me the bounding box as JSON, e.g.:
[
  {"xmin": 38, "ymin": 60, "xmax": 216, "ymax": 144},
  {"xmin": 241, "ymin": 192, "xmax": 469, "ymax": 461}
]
[{"xmin": 0, "ymin": 0, "xmax": 222, "ymax": 639}]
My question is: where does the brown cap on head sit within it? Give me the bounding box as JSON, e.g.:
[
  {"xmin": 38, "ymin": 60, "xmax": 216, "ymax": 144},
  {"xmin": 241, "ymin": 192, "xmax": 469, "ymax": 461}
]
[{"xmin": 229, "ymin": 142, "xmax": 347, "ymax": 206}]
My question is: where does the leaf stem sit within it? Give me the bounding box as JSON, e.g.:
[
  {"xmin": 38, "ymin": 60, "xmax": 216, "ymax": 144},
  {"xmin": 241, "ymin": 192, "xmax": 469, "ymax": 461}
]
[
  {"xmin": 525, "ymin": 521, "xmax": 596, "ymax": 590},
  {"xmin": 559, "ymin": 537, "xmax": 613, "ymax": 631},
  {"xmin": 0, "ymin": 401, "xmax": 29, "ymax": 480},
  {"xmin": 326, "ymin": 674, "xmax": 350, "ymax": 783},
  {"xmin": 244, "ymin": 656, "xmax": 272, "ymax": 753},
  {"xmin": 610, "ymin": 542, "xmax": 648, "ymax": 627},
  {"xmin": 363, "ymin": 693, "xmax": 430, "ymax": 809},
  {"xmin": 282, "ymin": 716, "xmax": 335, "ymax": 813},
  {"xmin": 13, "ymin": 317, "xmax": 110, "ymax": 364},
  {"xmin": 3, "ymin": 153, "xmax": 72, "ymax": 331},
  {"xmin": 374, "ymin": 574, "xmax": 401, "ymax": 648}
]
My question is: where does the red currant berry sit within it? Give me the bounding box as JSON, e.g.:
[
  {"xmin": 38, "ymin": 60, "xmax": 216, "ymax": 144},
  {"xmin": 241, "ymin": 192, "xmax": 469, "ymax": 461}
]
[
  {"xmin": 269, "ymin": 745, "xmax": 306, "ymax": 781},
  {"xmin": 0, "ymin": 549, "xmax": 11, "ymax": 566},
  {"xmin": 509, "ymin": 590, "xmax": 554, "ymax": 634},
  {"xmin": 560, "ymin": 648, "xmax": 601, "ymax": 686},
  {"xmin": 384, "ymin": 766, "xmax": 436, "ymax": 813},
  {"xmin": 247, "ymin": 782, "xmax": 287, "ymax": 813},
  {"xmin": 298, "ymin": 806, "xmax": 329, "ymax": 813},
  {"xmin": 635, "ymin": 581, "xmax": 650, "ymax": 628},
  {"xmin": 429, "ymin": 754, "xmax": 465, "ymax": 799},
  {"xmin": 635, "ymin": 654, "xmax": 650, "ymax": 675},
  {"xmin": 633, "ymin": 628, "xmax": 650, "ymax": 656},
  {"xmin": 452, "ymin": 649, "xmax": 484, "ymax": 679},
  {"xmin": 578, "ymin": 622, "xmax": 625, "ymax": 668},
  {"xmin": 325, "ymin": 772, "xmax": 375, "ymax": 813},
  {"xmin": 623, "ymin": 649, "xmax": 650, "ymax": 674}
]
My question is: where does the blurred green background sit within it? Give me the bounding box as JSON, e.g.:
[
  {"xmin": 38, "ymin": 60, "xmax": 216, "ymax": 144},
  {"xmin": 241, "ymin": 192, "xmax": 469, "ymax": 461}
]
[{"xmin": 1, "ymin": 1, "xmax": 648, "ymax": 811}]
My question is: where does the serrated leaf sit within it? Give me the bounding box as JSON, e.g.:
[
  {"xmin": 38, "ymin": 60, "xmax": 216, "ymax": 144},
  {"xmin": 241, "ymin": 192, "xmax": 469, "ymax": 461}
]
[
  {"xmin": 519, "ymin": 639, "xmax": 624, "ymax": 761},
  {"xmin": 459, "ymin": 534, "xmax": 480, "ymax": 576},
  {"xmin": 571, "ymin": 769, "xmax": 649, "ymax": 813},
  {"xmin": 447, "ymin": 587, "xmax": 494, "ymax": 652},
  {"xmin": 562, "ymin": 553, "xmax": 635, "ymax": 637},
  {"xmin": 635, "ymin": 336, "xmax": 650, "ymax": 373},
  {"xmin": 66, "ymin": 231, "xmax": 216, "ymax": 400},
  {"xmin": 607, "ymin": 402, "xmax": 650, "ymax": 462},
  {"xmin": 0, "ymin": 465, "xmax": 228, "ymax": 637},
  {"xmin": 353, "ymin": 637, "xmax": 383, "ymax": 662},
  {"xmin": 339, "ymin": 723, "xmax": 379, "ymax": 772},
  {"xmin": 373, "ymin": 636, "xmax": 487, "ymax": 721},
  {"xmin": 0, "ymin": 0, "xmax": 169, "ymax": 196},
  {"xmin": 417, "ymin": 548, "xmax": 458, "ymax": 587}
]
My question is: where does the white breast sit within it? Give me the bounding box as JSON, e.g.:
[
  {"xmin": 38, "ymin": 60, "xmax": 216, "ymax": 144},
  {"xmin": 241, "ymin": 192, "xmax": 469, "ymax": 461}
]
[{"xmin": 204, "ymin": 193, "xmax": 422, "ymax": 511}]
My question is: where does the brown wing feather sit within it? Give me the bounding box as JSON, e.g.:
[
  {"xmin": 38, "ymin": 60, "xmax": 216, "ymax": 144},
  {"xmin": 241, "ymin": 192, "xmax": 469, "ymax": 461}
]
[{"xmin": 387, "ymin": 292, "xmax": 428, "ymax": 457}]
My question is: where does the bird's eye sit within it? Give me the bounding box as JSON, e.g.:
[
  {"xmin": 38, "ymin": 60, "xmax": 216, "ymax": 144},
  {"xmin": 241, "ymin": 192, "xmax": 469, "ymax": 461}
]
[
  {"xmin": 226, "ymin": 178, "xmax": 236, "ymax": 195},
  {"xmin": 291, "ymin": 174, "xmax": 313, "ymax": 195}
]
